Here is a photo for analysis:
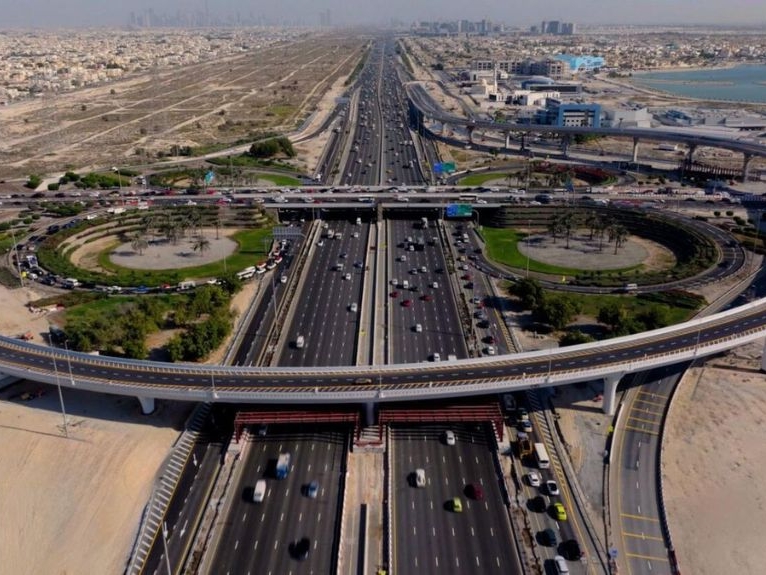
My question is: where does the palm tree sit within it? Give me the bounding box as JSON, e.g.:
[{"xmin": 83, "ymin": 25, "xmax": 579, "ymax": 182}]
[
  {"xmin": 607, "ymin": 224, "xmax": 629, "ymax": 254},
  {"xmin": 547, "ymin": 215, "xmax": 564, "ymax": 244},
  {"xmin": 130, "ymin": 232, "xmax": 149, "ymax": 256},
  {"xmin": 585, "ymin": 211, "xmax": 599, "ymax": 240},
  {"xmin": 561, "ymin": 212, "xmax": 577, "ymax": 249},
  {"xmin": 192, "ymin": 236, "xmax": 210, "ymax": 256}
]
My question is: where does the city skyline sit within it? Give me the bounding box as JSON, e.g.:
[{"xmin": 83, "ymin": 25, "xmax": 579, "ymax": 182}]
[{"xmin": 0, "ymin": 0, "xmax": 765, "ymax": 28}]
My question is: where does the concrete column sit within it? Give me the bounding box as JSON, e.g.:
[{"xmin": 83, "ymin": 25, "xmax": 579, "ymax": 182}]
[
  {"xmin": 743, "ymin": 153, "xmax": 754, "ymax": 182},
  {"xmin": 687, "ymin": 143, "xmax": 697, "ymax": 164},
  {"xmin": 519, "ymin": 133, "xmax": 526, "ymax": 152},
  {"xmin": 560, "ymin": 135, "xmax": 570, "ymax": 158},
  {"xmin": 441, "ymin": 122, "xmax": 449, "ymax": 135},
  {"xmin": 467, "ymin": 125, "xmax": 475, "ymax": 144},
  {"xmin": 137, "ymin": 396, "xmax": 155, "ymax": 415},
  {"xmin": 760, "ymin": 339, "xmax": 766, "ymax": 372},
  {"xmin": 364, "ymin": 401, "xmax": 377, "ymax": 427},
  {"xmin": 602, "ymin": 374, "xmax": 622, "ymax": 415},
  {"xmin": 505, "ymin": 132, "xmax": 511, "ymax": 149},
  {"xmin": 632, "ymin": 137, "xmax": 640, "ymax": 163}
]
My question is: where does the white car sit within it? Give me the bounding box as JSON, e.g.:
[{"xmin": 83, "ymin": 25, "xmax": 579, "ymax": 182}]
[
  {"xmin": 444, "ymin": 430, "xmax": 456, "ymax": 446},
  {"xmin": 343, "ymin": 273, "xmax": 351, "ymax": 281},
  {"xmin": 527, "ymin": 472, "xmax": 541, "ymax": 487},
  {"xmin": 349, "ymin": 303, "xmax": 358, "ymax": 313},
  {"xmin": 545, "ymin": 480, "xmax": 560, "ymax": 496}
]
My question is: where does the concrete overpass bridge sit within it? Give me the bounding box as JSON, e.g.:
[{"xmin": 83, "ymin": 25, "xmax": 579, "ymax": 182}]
[
  {"xmin": 405, "ymin": 83, "xmax": 766, "ymax": 180},
  {"xmin": 1, "ymin": 297, "xmax": 766, "ymax": 418}
]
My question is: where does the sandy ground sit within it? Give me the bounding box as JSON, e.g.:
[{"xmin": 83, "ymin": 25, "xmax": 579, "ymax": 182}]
[
  {"xmin": 0, "ymin": 282, "xmax": 192, "ymax": 575},
  {"xmin": 663, "ymin": 341, "xmax": 766, "ymax": 575}
]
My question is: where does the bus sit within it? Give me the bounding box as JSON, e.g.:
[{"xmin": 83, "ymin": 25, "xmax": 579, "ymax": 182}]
[
  {"xmin": 533, "ymin": 442, "xmax": 550, "ymax": 469},
  {"xmin": 459, "ymin": 194, "xmax": 478, "ymax": 202},
  {"xmin": 236, "ymin": 266, "xmax": 256, "ymax": 280}
]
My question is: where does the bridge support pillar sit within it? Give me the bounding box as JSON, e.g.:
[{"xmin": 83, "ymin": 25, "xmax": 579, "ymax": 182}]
[
  {"xmin": 743, "ymin": 153, "xmax": 754, "ymax": 182},
  {"xmin": 632, "ymin": 137, "xmax": 640, "ymax": 163},
  {"xmin": 687, "ymin": 143, "xmax": 697, "ymax": 164},
  {"xmin": 441, "ymin": 122, "xmax": 449, "ymax": 136},
  {"xmin": 505, "ymin": 132, "xmax": 511, "ymax": 149},
  {"xmin": 560, "ymin": 135, "xmax": 570, "ymax": 158},
  {"xmin": 602, "ymin": 374, "xmax": 622, "ymax": 415},
  {"xmin": 760, "ymin": 340, "xmax": 766, "ymax": 373},
  {"xmin": 137, "ymin": 396, "xmax": 156, "ymax": 415},
  {"xmin": 364, "ymin": 401, "xmax": 377, "ymax": 427}
]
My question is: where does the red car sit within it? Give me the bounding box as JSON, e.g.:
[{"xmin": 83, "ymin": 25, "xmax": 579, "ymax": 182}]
[
  {"xmin": 420, "ymin": 294, "xmax": 432, "ymax": 302},
  {"xmin": 465, "ymin": 483, "xmax": 484, "ymax": 500},
  {"xmin": 390, "ymin": 291, "xmax": 399, "ymax": 298},
  {"xmin": 401, "ymin": 299, "xmax": 412, "ymax": 307},
  {"xmin": 461, "ymin": 273, "xmax": 472, "ymax": 280}
]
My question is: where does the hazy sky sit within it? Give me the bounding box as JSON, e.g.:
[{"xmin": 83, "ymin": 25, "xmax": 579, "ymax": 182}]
[{"xmin": 0, "ymin": 0, "xmax": 764, "ymax": 28}]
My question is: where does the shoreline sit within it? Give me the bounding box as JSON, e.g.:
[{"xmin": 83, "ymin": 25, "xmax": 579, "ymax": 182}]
[{"xmin": 624, "ymin": 63, "xmax": 766, "ymax": 104}]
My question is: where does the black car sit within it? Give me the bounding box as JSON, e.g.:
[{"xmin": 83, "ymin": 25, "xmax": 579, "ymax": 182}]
[
  {"xmin": 562, "ymin": 538, "xmax": 582, "ymax": 560},
  {"xmin": 292, "ymin": 537, "xmax": 311, "ymax": 560},
  {"xmin": 539, "ymin": 527, "xmax": 557, "ymax": 547}
]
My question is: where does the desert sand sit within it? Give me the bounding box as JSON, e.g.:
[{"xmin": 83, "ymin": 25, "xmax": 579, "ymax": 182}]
[{"xmin": 0, "ymin": 282, "xmax": 191, "ymax": 574}]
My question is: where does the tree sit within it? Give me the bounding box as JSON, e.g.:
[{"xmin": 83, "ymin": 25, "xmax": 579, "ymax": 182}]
[
  {"xmin": 598, "ymin": 301, "xmax": 629, "ymax": 331},
  {"xmin": 560, "ymin": 212, "xmax": 577, "ymax": 249},
  {"xmin": 131, "ymin": 232, "xmax": 148, "ymax": 256},
  {"xmin": 547, "ymin": 215, "xmax": 564, "ymax": 244},
  {"xmin": 584, "ymin": 211, "xmax": 599, "ymax": 240},
  {"xmin": 608, "ymin": 224, "xmax": 629, "ymax": 254},
  {"xmin": 510, "ymin": 278, "xmax": 544, "ymax": 310},
  {"xmin": 192, "ymin": 236, "xmax": 210, "ymax": 257},
  {"xmin": 559, "ymin": 330, "xmax": 594, "ymax": 347},
  {"xmin": 536, "ymin": 295, "xmax": 580, "ymax": 330}
]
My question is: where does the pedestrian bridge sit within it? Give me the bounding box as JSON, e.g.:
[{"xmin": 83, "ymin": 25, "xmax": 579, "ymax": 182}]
[{"xmin": 1, "ymin": 297, "xmax": 765, "ymax": 415}]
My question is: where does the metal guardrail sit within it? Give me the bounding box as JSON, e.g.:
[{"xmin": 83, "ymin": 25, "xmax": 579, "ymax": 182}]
[{"xmin": 124, "ymin": 402, "xmax": 211, "ymax": 575}]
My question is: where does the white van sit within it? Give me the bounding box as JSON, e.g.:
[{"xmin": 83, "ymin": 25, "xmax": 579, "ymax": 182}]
[
  {"xmin": 414, "ymin": 323, "xmax": 423, "ymax": 333},
  {"xmin": 414, "ymin": 468, "xmax": 426, "ymax": 488},
  {"xmin": 431, "ymin": 281, "xmax": 439, "ymax": 289},
  {"xmin": 253, "ymin": 479, "xmax": 267, "ymax": 503},
  {"xmin": 402, "ymin": 279, "xmax": 409, "ymax": 290},
  {"xmin": 554, "ymin": 555, "xmax": 570, "ymax": 574}
]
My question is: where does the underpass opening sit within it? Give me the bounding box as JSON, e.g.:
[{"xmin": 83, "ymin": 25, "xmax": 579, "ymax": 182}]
[
  {"xmin": 233, "ymin": 408, "xmax": 361, "ymax": 443},
  {"xmin": 379, "ymin": 402, "xmax": 505, "ymax": 443}
]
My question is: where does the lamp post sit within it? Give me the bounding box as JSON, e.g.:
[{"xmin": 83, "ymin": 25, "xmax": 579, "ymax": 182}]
[
  {"xmin": 525, "ymin": 220, "xmax": 532, "ymax": 278},
  {"xmin": 63, "ymin": 339, "xmax": 75, "ymax": 386},
  {"xmin": 211, "ymin": 372, "xmax": 219, "ymax": 399},
  {"xmin": 52, "ymin": 356, "xmax": 69, "ymax": 438},
  {"xmin": 161, "ymin": 522, "xmax": 172, "ymax": 575},
  {"xmin": 9, "ymin": 226, "xmax": 24, "ymax": 287}
]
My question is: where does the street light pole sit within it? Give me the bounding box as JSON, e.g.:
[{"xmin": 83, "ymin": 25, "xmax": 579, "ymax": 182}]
[
  {"xmin": 52, "ymin": 356, "xmax": 69, "ymax": 438},
  {"xmin": 211, "ymin": 372, "xmax": 219, "ymax": 399},
  {"xmin": 161, "ymin": 522, "xmax": 172, "ymax": 575},
  {"xmin": 63, "ymin": 339, "xmax": 75, "ymax": 386},
  {"xmin": 9, "ymin": 226, "xmax": 24, "ymax": 287},
  {"xmin": 526, "ymin": 220, "xmax": 531, "ymax": 278}
]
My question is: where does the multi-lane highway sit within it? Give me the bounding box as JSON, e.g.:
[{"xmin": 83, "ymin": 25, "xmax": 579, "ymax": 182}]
[
  {"xmin": 387, "ymin": 217, "xmax": 466, "ymax": 364},
  {"xmin": 390, "ymin": 424, "xmax": 521, "ymax": 575},
  {"xmin": 211, "ymin": 425, "xmax": 348, "ymax": 573}
]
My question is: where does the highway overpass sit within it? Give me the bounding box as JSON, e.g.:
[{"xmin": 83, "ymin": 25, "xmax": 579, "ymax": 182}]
[
  {"xmin": 1, "ymin": 296, "xmax": 766, "ymax": 416},
  {"xmin": 405, "ymin": 82, "xmax": 766, "ymax": 180}
]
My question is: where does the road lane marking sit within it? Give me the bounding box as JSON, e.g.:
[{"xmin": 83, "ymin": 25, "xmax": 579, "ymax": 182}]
[
  {"xmin": 624, "ymin": 531, "xmax": 664, "ymax": 541},
  {"xmin": 620, "ymin": 512, "xmax": 660, "ymax": 522}
]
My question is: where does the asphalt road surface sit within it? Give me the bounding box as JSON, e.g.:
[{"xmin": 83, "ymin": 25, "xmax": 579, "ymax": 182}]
[
  {"xmin": 211, "ymin": 424, "xmax": 348, "ymax": 574},
  {"xmin": 390, "ymin": 424, "xmax": 521, "ymax": 575}
]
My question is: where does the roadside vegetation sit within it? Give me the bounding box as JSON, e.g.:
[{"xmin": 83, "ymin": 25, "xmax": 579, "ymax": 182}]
[
  {"xmin": 41, "ymin": 284, "xmax": 237, "ymax": 361},
  {"xmin": 508, "ymin": 278, "xmax": 704, "ymax": 346}
]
